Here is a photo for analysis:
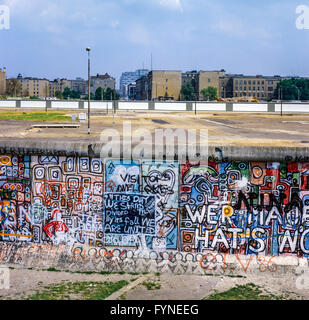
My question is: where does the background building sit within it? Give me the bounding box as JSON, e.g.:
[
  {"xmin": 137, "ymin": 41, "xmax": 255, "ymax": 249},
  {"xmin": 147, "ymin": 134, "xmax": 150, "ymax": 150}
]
[
  {"xmin": 90, "ymin": 73, "xmax": 115, "ymax": 94},
  {"xmin": 197, "ymin": 70, "xmax": 226, "ymax": 98},
  {"xmin": 17, "ymin": 74, "xmax": 49, "ymax": 97},
  {"xmin": 71, "ymin": 77, "xmax": 87, "ymax": 95},
  {"xmin": 120, "ymin": 69, "xmax": 149, "ymax": 99},
  {"xmin": 0, "ymin": 67, "xmax": 6, "ymax": 95},
  {"xmin": 231, "ymin": 75, "xmax": 281, "ymax": 100},
  {"xmin": 127, "ymin": 82, "xmax": 137, "ymax": 100},
  {"xmin": 148, "ymin": 70, "xmax": 182, "ymax": 100},
  {"xmin": 49, "ymin": 78, "xmax": 71, "ymax": 97}
]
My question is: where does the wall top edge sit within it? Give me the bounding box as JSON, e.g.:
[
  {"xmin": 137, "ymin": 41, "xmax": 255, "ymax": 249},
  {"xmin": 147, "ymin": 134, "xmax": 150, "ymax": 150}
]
[{"xmin": 0, "ymin": 140, "xmax": 308, "ymax": 162}]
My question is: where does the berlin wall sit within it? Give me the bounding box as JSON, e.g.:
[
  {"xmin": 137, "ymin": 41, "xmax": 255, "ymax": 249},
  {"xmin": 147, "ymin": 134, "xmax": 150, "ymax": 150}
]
[{"xmin": 0, "ymin": 150, "xmax": 309, "ymax": 275}]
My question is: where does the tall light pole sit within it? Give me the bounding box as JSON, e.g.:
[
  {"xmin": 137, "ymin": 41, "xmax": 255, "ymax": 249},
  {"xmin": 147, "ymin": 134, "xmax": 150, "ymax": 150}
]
[{"xmin": 86, "ymin": 47, "xmax": 91, "ymax": 135}]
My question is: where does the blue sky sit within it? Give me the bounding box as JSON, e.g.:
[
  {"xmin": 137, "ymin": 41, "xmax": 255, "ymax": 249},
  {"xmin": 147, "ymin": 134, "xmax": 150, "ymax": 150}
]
[{"xmin": 0, "ymin": 0, "xmax": 308, "ymax": 88}]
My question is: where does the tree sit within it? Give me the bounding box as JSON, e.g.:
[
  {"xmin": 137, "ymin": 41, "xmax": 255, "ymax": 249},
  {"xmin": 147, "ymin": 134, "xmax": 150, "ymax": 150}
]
[
  {"xmin": 83, "ymin": 93, "xmax": 95, "ymax": 100},
  {"xmin": 200, "ymin": 86, "xmax": 218, "ymax": 101},
  {"xmin": 104, "ymin": 88, "xmax": 119, "ymax": 100},
  {"xmin": 7, "ymin": 79, "xmax": 22, "ymax": 97},
  {"xmin": 70, "ymin": 90, "xmax": 81, "ymax": 99},
  {"xmin": 95, "ymin": 87, "xmax": 104, "ymax": 100},
  {"xmin": 55, "ymin": 91, "xmax": 63, "ymax": 99},
  {"xmin": 180, "ymin": 82, "xmax": 195, "ymax": 101},
  {"xmin": 62, "ymin": 87, "xmax": 71, "ymax": 99},
  {"xmin": 274, "ymin": 78, "xmax": 309, "ymax": 101}
]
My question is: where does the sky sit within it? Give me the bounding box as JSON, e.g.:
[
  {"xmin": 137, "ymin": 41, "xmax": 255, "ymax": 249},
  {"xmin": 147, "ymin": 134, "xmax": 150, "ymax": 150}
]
[{"xmin": 0, "ymin": 0, "xmax": 309, "ymax": 89}]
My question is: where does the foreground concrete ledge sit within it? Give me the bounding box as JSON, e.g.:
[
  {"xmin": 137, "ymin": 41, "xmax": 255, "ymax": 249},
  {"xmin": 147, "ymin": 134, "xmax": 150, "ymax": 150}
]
[
  {"xmin": 1, "ymin": 139, "xmax": 309, "ymax": 161},
  {"xmin": 0, "ymin": 243, "xmax": 307, "ymax": 277}
]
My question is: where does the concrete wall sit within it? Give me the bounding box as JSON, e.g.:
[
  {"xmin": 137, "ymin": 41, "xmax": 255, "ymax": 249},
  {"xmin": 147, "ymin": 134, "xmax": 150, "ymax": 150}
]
[
  {"xmin": 2, "ymin": 100, "xmax": 309, "ymax": 113},
  {"xmin": 1, "ymin": 153, "xmax": 309, "ymax": 274}
]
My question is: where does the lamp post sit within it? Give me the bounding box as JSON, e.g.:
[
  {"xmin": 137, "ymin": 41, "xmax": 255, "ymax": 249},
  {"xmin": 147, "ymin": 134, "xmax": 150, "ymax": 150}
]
[{"xmin": 86, "ymin": 47, "xmax": 91, "ymax": 135}]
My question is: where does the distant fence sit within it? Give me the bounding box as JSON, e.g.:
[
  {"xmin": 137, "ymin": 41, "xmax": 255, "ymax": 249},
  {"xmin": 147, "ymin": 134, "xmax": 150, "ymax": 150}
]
[{"xmin": 0, "ymin": 100, "xmax": 309, "ymax": 113}]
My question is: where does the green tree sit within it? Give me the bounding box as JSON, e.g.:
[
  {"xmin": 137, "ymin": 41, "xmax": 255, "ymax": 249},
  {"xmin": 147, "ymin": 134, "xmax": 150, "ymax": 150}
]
[
  {"xmin": 104, "ymin": 88, "xmax": 119, "ymax": 100},
  {"xmin": 55, "ymin": 91, "xmax": 63, "ymax": 99},
  {"xmin": 180, "ymin": 82, "xmax": 195, "ymax": 101},
  {"xmin": 62, "ymin": 87, "xmax": 71, "ymax": 99},
  {"xmin": 95, "ymin": 87, "xmax": 104, "ymax": 100},
  {"xmin": 70, "ymin": 90, "xmax": 81, "ymax": 99},
  {"xmin": 200, "ymin": 86, "xmax": 218, "ymax": 101},
  {"xmin": 83, "ymin": 93, "xmax": 95, "ymax": 100},
  {"xmin": 7, "ymin": 79, "xmax": 22, "ymax": 97},
  {"xmin": 274, "ymin": 78, "xmax": 309, "ymax": 101}
]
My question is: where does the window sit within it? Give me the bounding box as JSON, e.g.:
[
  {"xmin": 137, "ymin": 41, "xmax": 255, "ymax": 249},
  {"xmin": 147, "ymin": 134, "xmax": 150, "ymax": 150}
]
[
  {"xmin": 240, "ymin": 86, "xmax": 242, "ymax": 91},
  {"xmin": 235, "ymin": 87, "xmax": 238, "ymax": 91},
  {"xmin": 244, "ymin": 87, "xmax": 247, "ymax": 91},
  {"xmin": 240, "ymin": 80, "xmax": 243, "ymax": 84},
  {"xmin": 253, "ymin": 87, "xmax": 255, "ymax": 91},
  {"xmin": 257, "ymin": 93, "xmax": 260, "ymax": 97},
  {"xmin": 262, "ymin": 81, "xmax": 264, "ymax": 85},
  {"xmin": 249, "ymin": 87, "xmax": 251, "ymax": 91},
  {"xmin": 166, "ymin": 87, "xmax": 168, "ymax": 90},
  {"xmin": 235, "ymin": 80, "xmax": 238, "ymax": 84},
  {"xmin": 248, "ymin": 80, "xmax": 251, "ymax": 85},
  {"xmin": 235, "ymin": 93, "xmax": 238, "ymax": 97},
  {"xmin": 244, "ymin": 80, "xmax": 247, "ymax": 85},
  {"xmin": 268, "ymin": 87, "xmax": 273, "ymax": 91},
  {"xmin": 208, "ymin": 78, "xmax": 211, "ymax": 83},
  {"xmin": 268, "ymin": 80, "xmax": 273, "ymax": 85},
  {"xmin": 262, "ymin": 87, "xmax": 264, "ymax": 91},
  {"xmin": 166, "ymin": 79, "xmax": 168, "ymax": 82},
  {"xmin": 253, "ymin": 81, "xmax": 256, "ymax": 85}
]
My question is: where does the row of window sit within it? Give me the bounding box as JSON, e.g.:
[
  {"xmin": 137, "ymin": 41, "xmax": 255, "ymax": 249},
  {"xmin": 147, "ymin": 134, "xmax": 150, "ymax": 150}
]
[
  {"xmin": 234, "ymin": 86, "xmax": 274, "ymax": 92},
  {"xmin": 234, "ymin": 80, "xmax": 275, "ymax": 85},
  {"xmin": 235, "ymin": 92, "xmax": 265, "ymax": 97}
]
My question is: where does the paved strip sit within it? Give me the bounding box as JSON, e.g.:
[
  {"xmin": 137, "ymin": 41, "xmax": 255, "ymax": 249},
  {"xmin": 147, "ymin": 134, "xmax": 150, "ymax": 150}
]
[{"xmin": 105, "ymin": 275, "xmax": 150, "ymax": 300}]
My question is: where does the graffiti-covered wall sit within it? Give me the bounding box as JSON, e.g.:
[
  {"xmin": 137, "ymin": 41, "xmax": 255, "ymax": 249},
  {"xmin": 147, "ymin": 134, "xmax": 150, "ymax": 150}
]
[{"xmin": 1, "ymin": 154, "xmax": 309, "ymax": 258}]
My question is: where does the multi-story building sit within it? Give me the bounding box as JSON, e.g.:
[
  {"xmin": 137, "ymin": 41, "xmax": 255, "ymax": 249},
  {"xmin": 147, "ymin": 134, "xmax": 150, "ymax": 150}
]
[
  {"xmin": 90, "ymin": 73, "xmax": 115, "ymax": 94},
  {"xmin": 182, "ymin": 70, "xmax": 198, "ymax": 90},
  {"xmin": 127, "ymin": 82, "xmax": 137, "ymax": 100},
  {"xmin": 119, "ymin": 69, "xmax": 149, "ymax": 98},
  {"xmin": 0, "ymin": 67, "xmax": 6, "ymax": 95},
  {"xmin": 49, "ymin": 78, "xmax": 71, "ymax": 97},
  {"xmin": 17, "ymin": 74, "xmax": 50, "ymax": 97},
  {"xmin": 136, "ymin": 76, "xmax": 148, "ymax": 100},
  {"xmin": 149, "ymin": 70, "xmax": 182, "ymax": 101},
  {"xmin": 197, "ymin": 70, "xmax": 226, "ymax": 99},
  {"xmin": 71, "ymin": 77, "xmax": 87, "ymax": 95},
  {"xmin": 219, "ymin": 74, "xmax": 282, "ymax": 100}
]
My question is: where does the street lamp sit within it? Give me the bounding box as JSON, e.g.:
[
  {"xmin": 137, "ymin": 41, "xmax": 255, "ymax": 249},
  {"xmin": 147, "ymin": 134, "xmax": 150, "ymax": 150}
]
[{"xmin": 86, "ymin": 47, "xmax": 91, "ymax": 135}]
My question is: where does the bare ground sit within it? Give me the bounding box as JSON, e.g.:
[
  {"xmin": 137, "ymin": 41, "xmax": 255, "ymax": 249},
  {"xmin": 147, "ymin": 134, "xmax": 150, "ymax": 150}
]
[{"xmin": 1, "ymin": 263, "xmax": 308, "ymax": 300}]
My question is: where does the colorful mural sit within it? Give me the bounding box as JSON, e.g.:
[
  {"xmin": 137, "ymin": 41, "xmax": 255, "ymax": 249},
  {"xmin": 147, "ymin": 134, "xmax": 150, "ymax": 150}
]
[{"xmin": 1, "ymin": 154, "xmax": 309, "ymax": 258}]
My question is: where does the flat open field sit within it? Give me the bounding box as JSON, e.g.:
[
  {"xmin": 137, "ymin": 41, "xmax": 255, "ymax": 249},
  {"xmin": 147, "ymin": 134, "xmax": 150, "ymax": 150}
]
[
  {"xmin": 1, "ymin": 109, "xmax": 309, "ymax": 147},
  {"xmin": 0, "ymin": 264, "xmax": 307, "ymax": 300}
]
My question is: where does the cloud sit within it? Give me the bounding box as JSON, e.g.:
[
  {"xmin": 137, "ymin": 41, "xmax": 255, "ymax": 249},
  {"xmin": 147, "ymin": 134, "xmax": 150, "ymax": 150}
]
[{"xmin": 158, "ymin": 0, "xmax": 183, "ymax": 11}]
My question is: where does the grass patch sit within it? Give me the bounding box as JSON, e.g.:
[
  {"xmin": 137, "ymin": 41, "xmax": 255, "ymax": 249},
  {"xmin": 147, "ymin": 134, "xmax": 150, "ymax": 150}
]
[
  {"xmin": 119, "ymin": 292, "xmax": 127, "ymax": 300},
  {"xmin": 142, "ymin": 281, "xmax": 161, "ymax": 291},
  {"xmin": 0, "ymin": 111, "xmax": 72, "ymax": 122},
  {"xmin": 203, "ymin": 283, "xmax": 285, "ymax": 300},
  {"xmin": 27, "ymin": 280, "xmax": 128, "ymax": 300},
  {"xmin": 9, "ymin": 267, "xmax": 14, "ymax": 270},
  {"xmin": 46, "ymin": 267, "xmax": 60, "ymax": 272}
]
